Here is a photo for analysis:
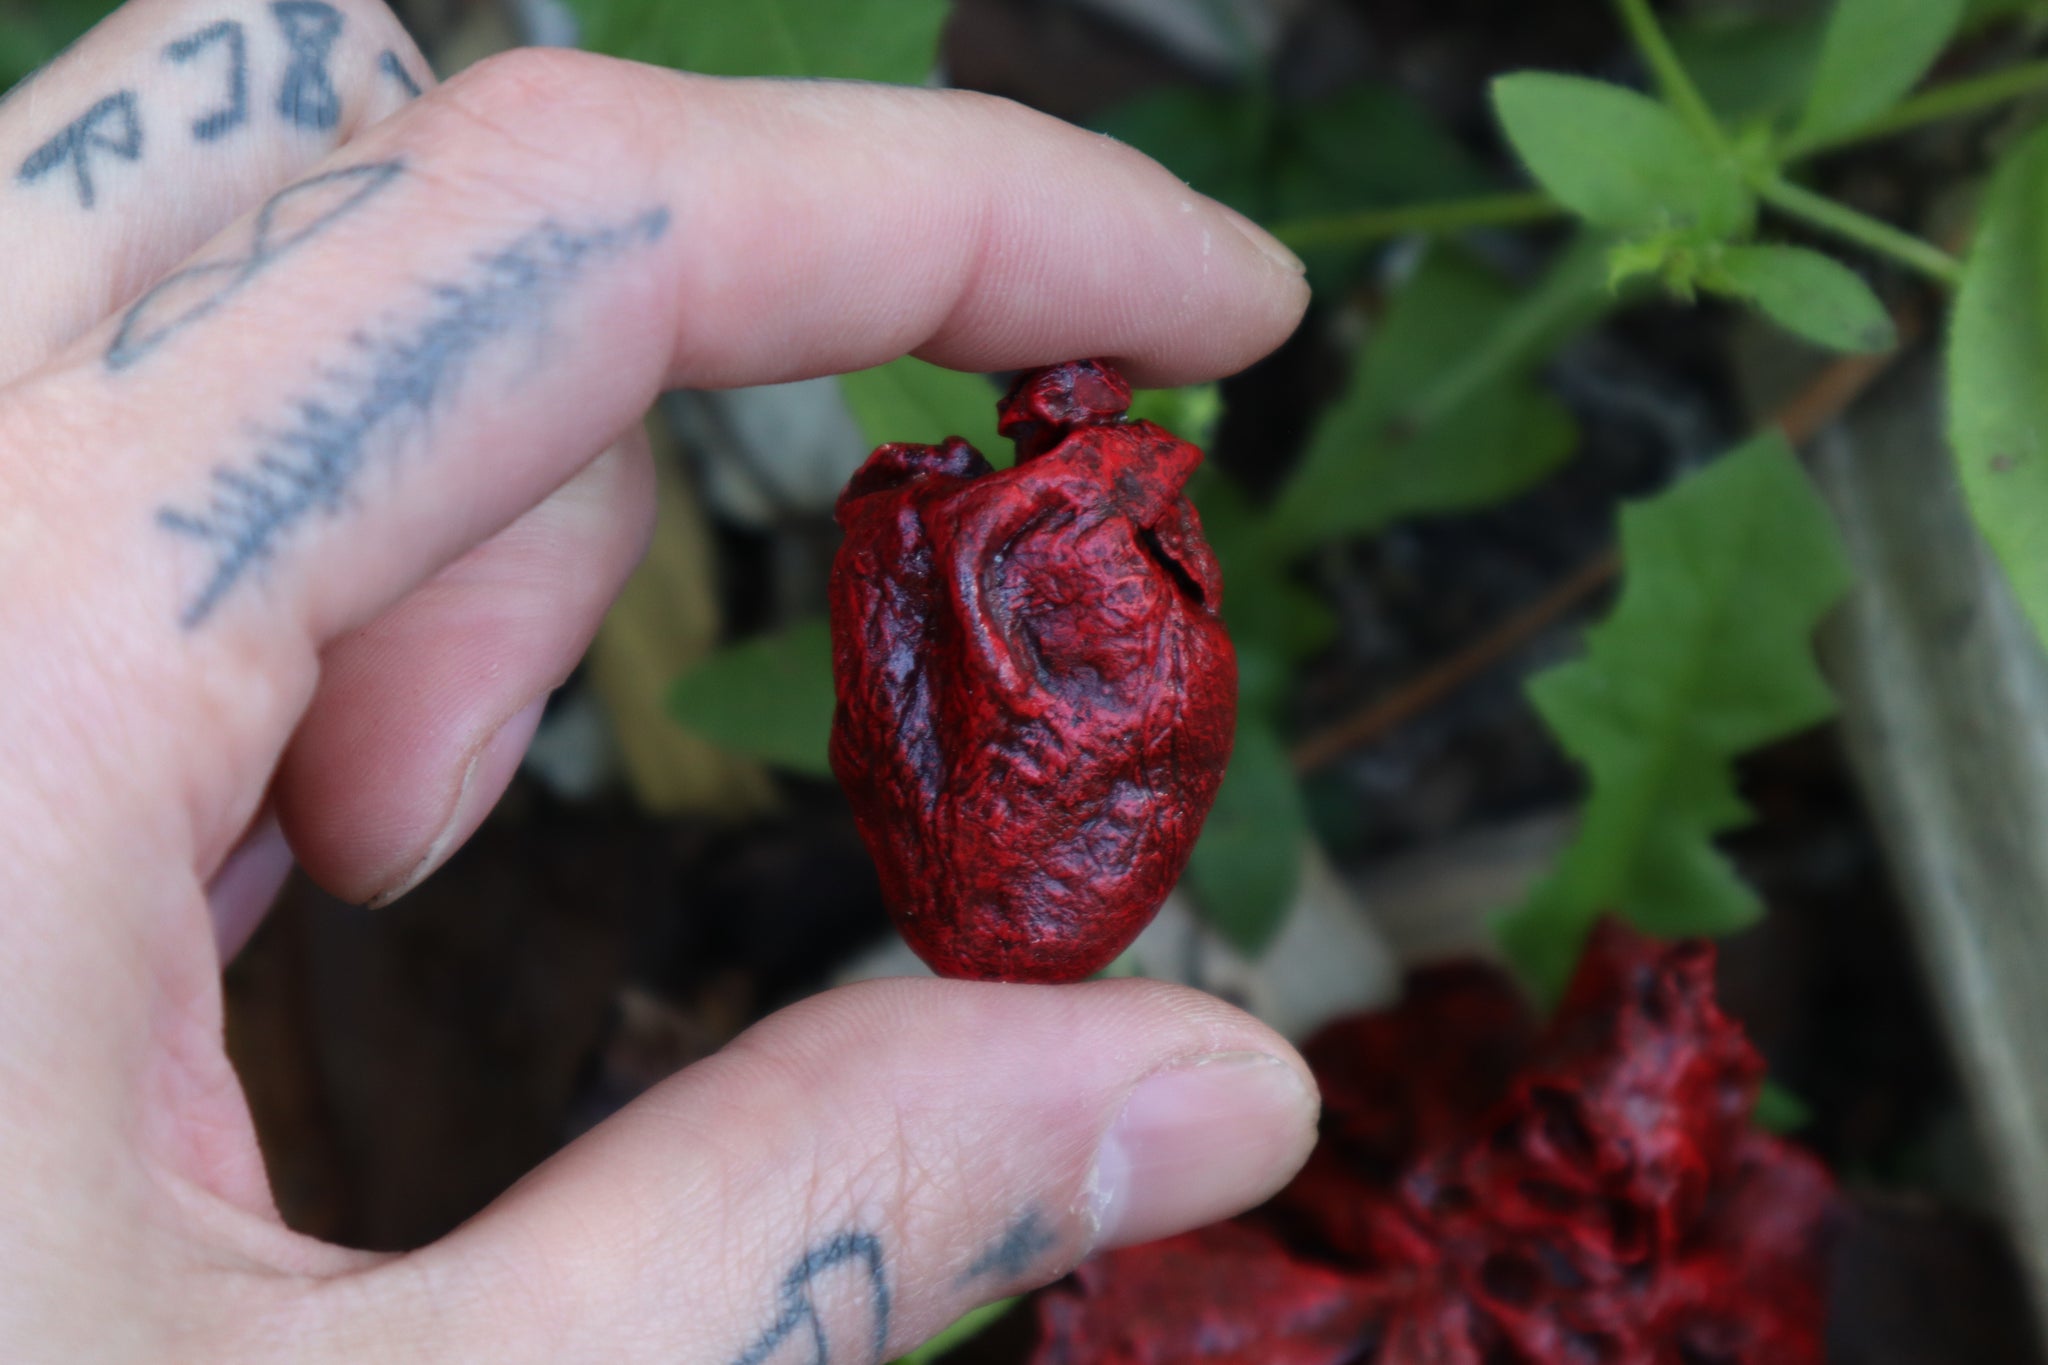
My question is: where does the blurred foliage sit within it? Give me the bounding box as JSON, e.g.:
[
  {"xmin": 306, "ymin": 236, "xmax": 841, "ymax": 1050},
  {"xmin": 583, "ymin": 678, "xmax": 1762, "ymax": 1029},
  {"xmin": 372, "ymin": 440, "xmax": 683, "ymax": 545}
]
[
  {"xmin": 1794, "ymin": 0, "xmax": 1961, "ymax": 147},
  {"xmin": 1950, "ymin": 121, "xmax": 2048, "ymax": 651},
  {"xmin": 1261, "ymin": 241, "xmax": 1603, "ymax": 556},
  {"xmin": 568, "ymin": 0, "xmax": 946, "ymax": 82},
  {"xmin": 888, "ymin": 1298, "xmax": 1019, "ymax": 1365},
  {"xmin": 1755, "ymin": 1079, "xmax": 1817, "ymax": 1135},
  {"xmin": 1667, "ymin": 10, "xmax": 1829, "ymax": 126},
  {"xmin": 1495, "ymin": 435, "xmax": 1851, "ymax": 999},
  {"xmin": 1705, "ymin": 243, "xmax": 1895, "ymax": 352},
  {"xmin": 0, "ymin": 0, "xmax": 116, "ymax": 91},
  {"xmin": 840, "ymin": 357, "xmax": 1004, "ymax": 463},
  {"xmin": 1094, "ymin": 82, "xmax": 1491, "ymax": 288},
  {"xmin": 667, "ymin": 618, "xmax": 836, "ymax": 778},
  {"xmin": 1494, "ymin": 72, "xmax": 1755, "ymax": 238},
  {"xmin": 1183, "ymin": 716, "xmax": 1305, "ymax": 955},
  {"xmin": 1969, "ymin": 0, "xmax": 2045, "ymax": 20}
]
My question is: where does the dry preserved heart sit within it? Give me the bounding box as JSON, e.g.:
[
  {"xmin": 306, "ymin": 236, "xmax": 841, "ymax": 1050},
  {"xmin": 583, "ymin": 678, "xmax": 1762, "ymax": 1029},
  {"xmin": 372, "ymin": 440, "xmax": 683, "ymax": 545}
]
[{"xmin": 829, "ymin": 359, "xmax": 1236, "ymax": 982}]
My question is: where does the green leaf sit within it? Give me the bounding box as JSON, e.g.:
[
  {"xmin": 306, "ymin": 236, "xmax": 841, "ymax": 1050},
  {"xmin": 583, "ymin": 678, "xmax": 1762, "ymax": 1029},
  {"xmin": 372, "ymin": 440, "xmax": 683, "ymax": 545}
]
[
  {"xmin": 889, "ymin": 1298, "xmax": 1019, "ymax": 1364},
  {"xmin": 1492, "ymin": 73, "xmax": 1752, "ymax": 237},
  {"xmin": 1189, "ymin": 468, "xmax": 1337, "ymax": 686},
  {"xmin": 570, "ymin": 0, "xmax": 947, "ymax": 83},
  {"xmin": 1266, "ymin": 240, "xmax": 1607, "ymax": 553},
  {"xmin": 0, "ymin": 16, "xmax": 47, "ymax": 89},
  {"xmin": 1951, "ymin": 123, "xmax": 2048, "ymax": 653},
  {"xmin": 1795, "ymin": 0, "xmax": 1962, "ymax": 146},
  {"xmin": 667, "ymin": 618, "xmax": 836, "ymax": 777},
  {"xmin": 1093, "ymin": 86, "xmax": 1271, "ymax": 218},
  {"xmin": 0, "ymin": 0, "xmax": 118, "ymax": 91},
  {"xmin": 1754, "ymin": 1079, "xmax": 1814, "ymax": 1134},
  {"xmin": 1096, "ymin": 82, "xmax": 1489, "ymax": 227},
  {"xmin": 1267, "ymin": 84, "xmax": 1495, "ymax": 221},
  {"xmin": 1495, "ymin": 434, "xmax": 1852, "ymax": 999},
  {"xmin": 1183, "ymin": 715, "xmax": 1308, "ymax": 956},
  {"xmin": 1128, "ymin": 384, "xmax": 1223, "ymax": 447},
  {"xmin": 839, "ymin": 357, "xmax": 1005, "ymax": 464},
  {"xmin": 1669, "ymin": 11, "xmax": 1828, "ymax": 127},
  {"xmin": 1712, "ymin": 244, "xmax": 1896, "ymax": 353},
  {"xmin": 1096, "ymin": 80, "xmax": 1490, "ymax": 288},
  {"xmin": 1965, "ymin": 0, "xmax": 2044, "ymax": 27}
]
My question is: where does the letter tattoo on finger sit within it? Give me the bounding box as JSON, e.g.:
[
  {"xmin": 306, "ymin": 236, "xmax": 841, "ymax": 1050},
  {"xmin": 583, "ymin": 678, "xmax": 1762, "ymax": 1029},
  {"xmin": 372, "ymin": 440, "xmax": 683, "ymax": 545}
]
[
  {"xmin": 271, "ymin": 0, "xmax": 344, "ymax": 130},
  {"xmin": 17, "ymin": 92, "xmax": 142, "ymax": 208},
  {"xmin": 962, "ymin": 1209, "xmax": 1058, "ymax": 1285},
  {"xmin": 378, "ymin": 49, "xmax": 424, "ymax": 99},
  {"xmin": 163, "ymin": 20, "xmax": 249, "ymax": 141}
]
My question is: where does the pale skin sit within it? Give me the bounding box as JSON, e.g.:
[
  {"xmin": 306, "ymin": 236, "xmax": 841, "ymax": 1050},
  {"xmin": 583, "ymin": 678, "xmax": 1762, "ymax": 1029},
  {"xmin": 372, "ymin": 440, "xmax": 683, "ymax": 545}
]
[{"xmin": 0, "ymin": 0, "xmax": 1320, "ymax": 1357}]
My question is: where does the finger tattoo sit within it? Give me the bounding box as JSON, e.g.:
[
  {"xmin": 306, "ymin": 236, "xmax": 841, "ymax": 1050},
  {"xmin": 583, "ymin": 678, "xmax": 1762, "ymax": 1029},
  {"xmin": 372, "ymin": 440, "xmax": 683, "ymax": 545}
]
[
  {"xmin": 378, "ymin": 49, "xmax": 423, "ymax": 99},
  {"xmin": 271, "ymin": 0, "xmax": 344, "ymax": 131},
  {"xmin": 728, "ymin": 1231, "xmax": 891, "ymax": 1365},
  {"xmin": 109, "ymin": 159, "xmax": 403, "ymax": 370},
  {"xmin": 163, "ymin": 20, "xmax": 249, "ymax": 142},
  {"xmin": 154, "ymin": 205, "xmax": 671, "ymax": 627},
  {"xmin": 18, "ymin": 3, "xmax": 376, "ymax": 208},
  {"xmin": 17, "ymin": 92, "xmax": 142, "ymax": 208}
]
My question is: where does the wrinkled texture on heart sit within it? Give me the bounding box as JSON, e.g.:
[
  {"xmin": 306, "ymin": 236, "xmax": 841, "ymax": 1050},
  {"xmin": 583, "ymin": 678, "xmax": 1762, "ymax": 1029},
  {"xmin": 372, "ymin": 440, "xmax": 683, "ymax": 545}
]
[
  {"xmin": 829, "ymin": 359, "xmax": 1236, "ymax": 982},
  {"xmin": 1035, "ymin": 922, "xmax": 1836, "ymax": 1362}
]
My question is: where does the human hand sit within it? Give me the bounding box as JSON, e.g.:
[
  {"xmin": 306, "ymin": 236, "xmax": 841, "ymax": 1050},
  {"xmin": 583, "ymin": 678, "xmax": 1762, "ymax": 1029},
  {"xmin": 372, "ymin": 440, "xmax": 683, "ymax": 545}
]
[{"xmin": 0, "ymin": 2, "xmax": 1316, "ymax": 1357}]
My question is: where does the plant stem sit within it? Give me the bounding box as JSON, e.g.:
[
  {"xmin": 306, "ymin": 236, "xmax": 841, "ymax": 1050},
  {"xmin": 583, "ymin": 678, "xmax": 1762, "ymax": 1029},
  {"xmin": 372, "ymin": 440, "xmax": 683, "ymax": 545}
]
[
  {"xmin": 1268, "ymin": 192, "xmax": 1563, "ymax": 249},
  {"xmin": 1401, "ymin": 233, "xmax": 1614, "ymax": 433},
  {"xmin": 1756, "ymin": 177, "xmax": 1963, "ymax": 286},
  {"xmin": 1609, "ymin": 0, "xmax": 1731, "ymax": 156},
  {"xmin": 1787, "ymin": 58, "xmax": 2048, "ymax": 160}
]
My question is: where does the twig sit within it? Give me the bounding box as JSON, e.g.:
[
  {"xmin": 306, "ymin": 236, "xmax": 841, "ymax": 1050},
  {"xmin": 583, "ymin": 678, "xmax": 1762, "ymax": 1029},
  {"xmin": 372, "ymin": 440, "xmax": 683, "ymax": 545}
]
[
  {"xmin": 1289, "ymin": 311, "xmax": 1925, "ymax": 776},
  {"xmin": 1288, "ymin": 551, "xmax": 1620, "ymax": 774}
]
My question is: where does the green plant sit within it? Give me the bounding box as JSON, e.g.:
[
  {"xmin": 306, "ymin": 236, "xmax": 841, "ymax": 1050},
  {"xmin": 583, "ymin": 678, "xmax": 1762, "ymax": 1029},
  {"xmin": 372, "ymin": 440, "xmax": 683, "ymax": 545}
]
[
  {"xmin": 1493, "ymin": 434, "xmax": 1850, "ymax": 999},
  {"xmin": 886, "ymin": 1296, "xmax": 1018, "ymax": 1365}
]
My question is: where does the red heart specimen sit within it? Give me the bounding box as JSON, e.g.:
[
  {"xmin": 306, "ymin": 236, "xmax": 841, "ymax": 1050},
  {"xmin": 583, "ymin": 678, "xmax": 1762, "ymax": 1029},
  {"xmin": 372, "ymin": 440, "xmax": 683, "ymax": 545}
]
[{"xmin": 829, "ymin": 359, "xmax": 1236, "ymax": 982}]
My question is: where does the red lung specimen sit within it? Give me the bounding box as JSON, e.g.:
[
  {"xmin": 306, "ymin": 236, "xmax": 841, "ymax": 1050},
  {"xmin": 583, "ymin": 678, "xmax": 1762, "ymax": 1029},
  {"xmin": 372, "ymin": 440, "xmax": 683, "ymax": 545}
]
[
  {"xmin": 829, "ymin": 359, "xmax": 1236, "ymax": 982},
  {"xmin": 1036, "ymin": 922, "xmax": 1835, "ymax": 1363},
  {"xmin": 1035, "ymin": 1221, "xmax": 1382, "ymax": 1365}
]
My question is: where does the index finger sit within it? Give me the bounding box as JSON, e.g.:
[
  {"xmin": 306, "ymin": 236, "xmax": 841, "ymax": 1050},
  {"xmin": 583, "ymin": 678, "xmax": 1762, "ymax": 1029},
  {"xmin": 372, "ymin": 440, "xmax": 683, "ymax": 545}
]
[{"xmin": 2, "ymin": 49, "xmax": 1306, "ymax": 874}]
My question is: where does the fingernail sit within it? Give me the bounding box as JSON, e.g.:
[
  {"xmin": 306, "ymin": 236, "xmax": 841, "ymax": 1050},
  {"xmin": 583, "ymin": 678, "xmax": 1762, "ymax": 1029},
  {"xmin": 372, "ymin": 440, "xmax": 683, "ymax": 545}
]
[
  {"xmin": 1211, "ymin": 202, "xmax": 1307, "ymax": 276},
  {"xmin": 365, "ymin": 695, "xmax": 548, "ymax": 909},
  {"xmin": 206, "ymin": 811, "xmax": 294, "ymax": 960},
  {"xmin": 1089, "ymin": 1052, "xmax": 1317, "ymax": 1250}
]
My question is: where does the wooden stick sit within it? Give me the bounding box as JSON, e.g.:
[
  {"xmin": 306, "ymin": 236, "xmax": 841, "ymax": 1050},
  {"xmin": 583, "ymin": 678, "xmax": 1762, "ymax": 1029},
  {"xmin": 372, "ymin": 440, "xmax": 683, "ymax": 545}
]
[{"xmin": 1288, "ymin": 312, "xmax": 1925, "ymax": 777}]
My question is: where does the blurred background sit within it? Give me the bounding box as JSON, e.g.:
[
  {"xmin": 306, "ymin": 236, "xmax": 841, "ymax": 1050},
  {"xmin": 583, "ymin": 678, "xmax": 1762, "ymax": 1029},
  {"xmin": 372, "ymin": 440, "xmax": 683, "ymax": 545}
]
[{"xmin": 9, "ymin": 0, "xmax": 2048, "ymax": 1359}]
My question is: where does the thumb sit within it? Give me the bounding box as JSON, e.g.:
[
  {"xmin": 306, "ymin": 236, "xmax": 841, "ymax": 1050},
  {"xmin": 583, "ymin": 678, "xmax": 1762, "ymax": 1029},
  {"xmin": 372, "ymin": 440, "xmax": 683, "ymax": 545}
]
[{"xmin": 299, "ymin": 978, "xmax": 1318, "ymax": 1363}]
